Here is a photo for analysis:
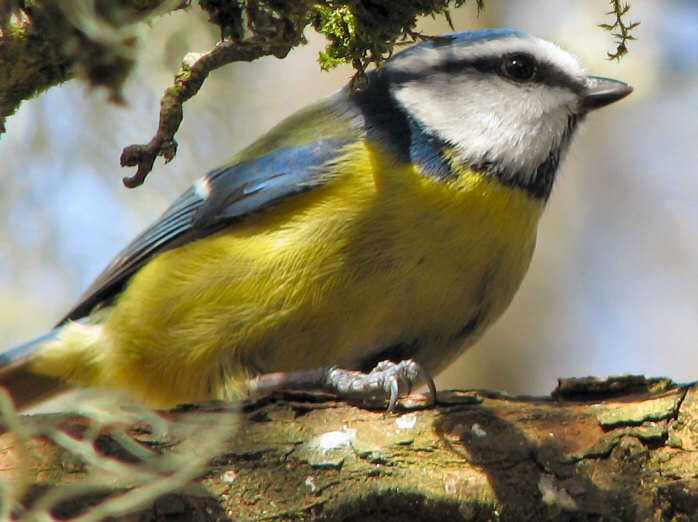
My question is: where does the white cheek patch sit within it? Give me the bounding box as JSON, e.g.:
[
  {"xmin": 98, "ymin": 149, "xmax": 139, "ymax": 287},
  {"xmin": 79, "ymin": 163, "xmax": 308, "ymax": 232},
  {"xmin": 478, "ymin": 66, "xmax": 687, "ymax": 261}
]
[{"xmin": 391, "ymin": 71, "xmax": 578, "ymax": 183}]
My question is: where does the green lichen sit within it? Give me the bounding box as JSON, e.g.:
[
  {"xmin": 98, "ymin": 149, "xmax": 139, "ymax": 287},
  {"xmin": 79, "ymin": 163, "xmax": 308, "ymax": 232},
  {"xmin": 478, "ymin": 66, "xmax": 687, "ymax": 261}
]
[
  {"xmin": 596, "ymin": 394, "xmax": 683, "ymax": 428},
  {"xmin": 313, "ymin": 4, "xmax": 356, "ymax": 71},
  {"xmin": 311, "ymin": 0, "xmax": 478, "ymax": 78}
]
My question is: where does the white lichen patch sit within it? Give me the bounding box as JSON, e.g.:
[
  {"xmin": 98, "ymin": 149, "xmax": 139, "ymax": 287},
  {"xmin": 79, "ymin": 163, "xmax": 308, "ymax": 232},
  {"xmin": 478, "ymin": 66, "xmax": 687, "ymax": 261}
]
[
  {"xmin": 293, "ymin": 426, "xmax": 359, "ymax": 468},
  {"xmin": 538, "ymin": 474, "xmax": 578, "ymax": 511},
  {"xmin": 182, "ymin": 52, "xmax": 204, "ymax": 68},
  {"xmin": 395, "ymin": 413, "xmax": 417, "ymax": 430},
  {"xmin": 304, "ymin": 476, "xmax": 319, "ymax": 494},
  {"xmin": 317, "ymin": 427, "xmax": 356, "ymax": 451},
  {"xmin": 221, "ymin": 470, "xmax": 237, "ymax": 484},
  {"xmin": 471, "ymin": 423, "xmax": 487, "ymax": 438}
]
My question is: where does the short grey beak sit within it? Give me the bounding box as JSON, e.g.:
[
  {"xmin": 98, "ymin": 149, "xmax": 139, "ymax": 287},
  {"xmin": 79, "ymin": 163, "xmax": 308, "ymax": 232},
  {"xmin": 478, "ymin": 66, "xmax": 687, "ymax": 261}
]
[{"xmin": 583, "ymin": 76, "xmax": 633, "ymax": 111}]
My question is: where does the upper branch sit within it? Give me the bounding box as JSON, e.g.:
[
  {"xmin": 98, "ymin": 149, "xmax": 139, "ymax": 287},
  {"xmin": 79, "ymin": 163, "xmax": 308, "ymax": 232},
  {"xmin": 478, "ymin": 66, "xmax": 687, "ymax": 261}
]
[
  {"xmin": 120, "ymin": 1, "xmax": 314, "ymax": 187},
  {"xmin": 0, "ymin": 0, "xmax": 183, "ymax": 134}
]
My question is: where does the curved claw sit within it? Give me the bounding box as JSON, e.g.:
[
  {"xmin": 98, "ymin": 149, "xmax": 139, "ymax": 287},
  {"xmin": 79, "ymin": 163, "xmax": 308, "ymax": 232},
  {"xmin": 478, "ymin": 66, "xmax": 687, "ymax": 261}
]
[
  {"xmin": 418, "ymin": 366, "xmax": 438, "ymax": 407},
  {"xmin": 387, "ymin": 376, "xmax": 400, "ymax": 413}
]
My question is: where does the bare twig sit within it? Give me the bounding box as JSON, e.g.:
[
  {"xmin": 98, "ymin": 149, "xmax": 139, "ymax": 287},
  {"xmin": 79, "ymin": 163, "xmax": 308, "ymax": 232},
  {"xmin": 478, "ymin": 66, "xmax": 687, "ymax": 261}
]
[
  {"xmin": 120, "ymin": 38, "xmax": 301, "ymax": 188},
  {"xmin": 120, "ymin": 1, "xmax": 313, "ymax": 187}
]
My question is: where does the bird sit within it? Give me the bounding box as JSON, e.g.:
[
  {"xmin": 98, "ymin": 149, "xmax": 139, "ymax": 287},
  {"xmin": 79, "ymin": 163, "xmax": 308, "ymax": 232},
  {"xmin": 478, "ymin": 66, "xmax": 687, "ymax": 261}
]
[{"xmin": 0, "ymin": 29, "xmax": 632, "ymax": 411}]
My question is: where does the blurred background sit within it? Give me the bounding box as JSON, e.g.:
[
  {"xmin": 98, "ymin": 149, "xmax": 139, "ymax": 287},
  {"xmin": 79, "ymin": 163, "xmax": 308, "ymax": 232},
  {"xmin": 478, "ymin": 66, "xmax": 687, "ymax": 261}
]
[{"xmin": 0, "ymin": 0, "xmax": 696, "ymax": 408}]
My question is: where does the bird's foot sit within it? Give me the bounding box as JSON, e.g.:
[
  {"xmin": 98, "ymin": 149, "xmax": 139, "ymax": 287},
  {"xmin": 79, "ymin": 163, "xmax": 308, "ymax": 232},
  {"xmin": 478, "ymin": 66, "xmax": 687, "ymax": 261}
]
[
  {"xmin": 326, "ymin": 359, "xmax": 437, "ymax": 413},
  {"xmin": 248, "ymin": 359, "xmax": 436, "ymax": 413}
]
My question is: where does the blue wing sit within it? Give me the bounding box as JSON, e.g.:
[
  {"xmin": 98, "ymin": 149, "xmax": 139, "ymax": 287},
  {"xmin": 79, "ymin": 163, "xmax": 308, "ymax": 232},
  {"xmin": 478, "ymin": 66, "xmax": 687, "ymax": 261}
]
[
  {"xmin": 60, "ymin": 69, "xmax": 454, "ymax": 323},
  {"xmin": 62, "ymin": 137, "xmax": 352, "ymax": 322}
]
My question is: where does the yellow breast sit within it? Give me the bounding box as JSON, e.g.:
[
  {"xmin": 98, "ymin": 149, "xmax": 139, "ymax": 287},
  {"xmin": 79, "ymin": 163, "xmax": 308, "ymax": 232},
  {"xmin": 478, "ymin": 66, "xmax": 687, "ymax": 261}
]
[{"xmin": 38, "ymin": 141, "xmax": 545, "ymax": 406}]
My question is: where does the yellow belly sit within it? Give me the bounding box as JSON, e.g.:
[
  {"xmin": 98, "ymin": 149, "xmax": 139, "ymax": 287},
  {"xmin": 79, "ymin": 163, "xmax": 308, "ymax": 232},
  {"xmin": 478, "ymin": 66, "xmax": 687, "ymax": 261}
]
[{"xmin": 35, "ymin": 142, "xmax": 544, "ymax": 406}]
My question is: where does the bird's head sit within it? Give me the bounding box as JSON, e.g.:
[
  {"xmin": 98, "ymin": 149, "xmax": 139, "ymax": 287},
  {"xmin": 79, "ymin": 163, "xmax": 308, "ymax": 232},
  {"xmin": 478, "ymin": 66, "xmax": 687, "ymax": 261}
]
[{"xmin": 379, "ymin": 29, "xmax": 633, "ymax": 198}]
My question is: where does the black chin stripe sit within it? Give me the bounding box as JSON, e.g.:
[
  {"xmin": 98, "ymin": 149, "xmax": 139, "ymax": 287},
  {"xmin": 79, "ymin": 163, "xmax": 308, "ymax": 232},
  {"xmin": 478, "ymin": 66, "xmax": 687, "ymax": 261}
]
[
  {"xmin": 351, "ymin": 74, "xmax": 455, "ymax": 180},
  {"xmin": 472, "ymin": 113, "xmax": 580, "ymax": 201},
  {"xmin": 351, "ymin": 72, "xmax": 411, "ymax": 160}
]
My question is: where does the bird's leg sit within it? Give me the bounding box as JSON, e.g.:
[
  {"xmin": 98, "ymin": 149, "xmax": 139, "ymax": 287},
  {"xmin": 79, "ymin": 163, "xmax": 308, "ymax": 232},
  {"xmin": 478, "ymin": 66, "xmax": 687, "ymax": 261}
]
[{"xmin": 248, "ymin": 359, "xmax": 436, "ymax": 413}]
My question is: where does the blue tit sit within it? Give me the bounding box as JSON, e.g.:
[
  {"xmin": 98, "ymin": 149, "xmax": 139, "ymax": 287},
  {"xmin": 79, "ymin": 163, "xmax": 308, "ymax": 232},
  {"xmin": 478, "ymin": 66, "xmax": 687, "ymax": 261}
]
[{"xmin": 0, "ymin": 29, "xmax": 632, "ymax": 410}]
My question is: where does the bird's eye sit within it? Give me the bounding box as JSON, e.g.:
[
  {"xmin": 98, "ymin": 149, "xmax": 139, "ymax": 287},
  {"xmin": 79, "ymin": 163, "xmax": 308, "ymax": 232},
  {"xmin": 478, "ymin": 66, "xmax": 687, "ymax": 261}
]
[{"xmin": 502, "ymin": 53, "xmax": 537, "ymax": 81}]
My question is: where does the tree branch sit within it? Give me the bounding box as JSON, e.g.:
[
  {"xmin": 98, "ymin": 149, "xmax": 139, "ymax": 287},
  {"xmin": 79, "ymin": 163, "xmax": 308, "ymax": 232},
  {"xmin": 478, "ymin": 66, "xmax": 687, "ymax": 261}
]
[
  {"xmin": 0, "ymin": 0, "xmax": 184, "ymax": 134},
  {"xmin": 1, "ymin": 377, "xmax": 696, "ymax": 520}
]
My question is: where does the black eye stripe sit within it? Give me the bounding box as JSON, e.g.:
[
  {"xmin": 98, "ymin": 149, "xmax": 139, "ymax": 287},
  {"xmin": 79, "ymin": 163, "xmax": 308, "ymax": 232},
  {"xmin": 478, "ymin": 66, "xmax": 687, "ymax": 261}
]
[{"xmin": 388, "ymin": 54, "xmax": 585, "ymax": 94}]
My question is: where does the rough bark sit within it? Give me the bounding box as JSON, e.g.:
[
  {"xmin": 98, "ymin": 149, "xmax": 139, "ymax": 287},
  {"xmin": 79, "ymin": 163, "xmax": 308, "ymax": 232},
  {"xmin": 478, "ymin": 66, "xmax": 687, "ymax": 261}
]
[{"xmin": 0, "ymin": 377, "xmax": 696, "ymax": 521}]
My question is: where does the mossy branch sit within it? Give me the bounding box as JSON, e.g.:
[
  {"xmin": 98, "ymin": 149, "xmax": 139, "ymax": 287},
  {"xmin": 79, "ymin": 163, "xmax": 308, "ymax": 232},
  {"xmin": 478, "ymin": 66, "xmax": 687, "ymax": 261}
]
[{"xmin": 0, "ymin": 0, "xmax": 185, "ymax": 134}]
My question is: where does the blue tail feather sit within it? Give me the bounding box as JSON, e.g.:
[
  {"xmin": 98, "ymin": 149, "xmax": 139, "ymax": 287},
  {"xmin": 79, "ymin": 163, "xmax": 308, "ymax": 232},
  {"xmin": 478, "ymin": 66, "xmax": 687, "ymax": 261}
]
[
  {"xmin": 0, "ymin": 329, "xmax": 59, "ymax": 369},
  {"xmin": 0, "ymin": 329, "xmax": 66, "ymax": 409}
]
